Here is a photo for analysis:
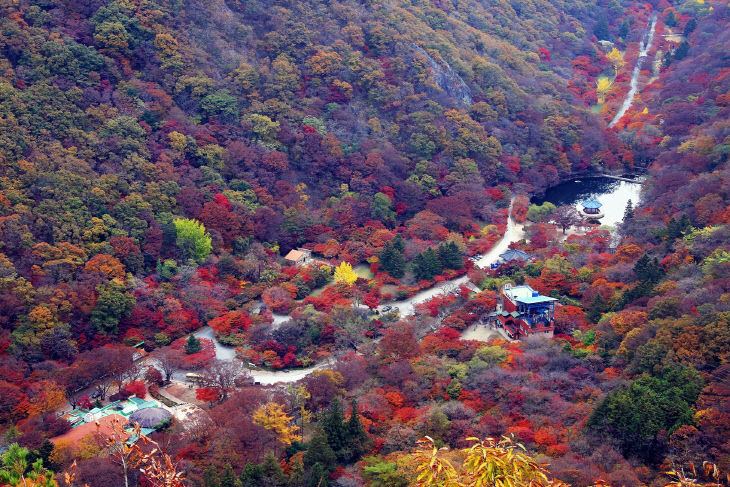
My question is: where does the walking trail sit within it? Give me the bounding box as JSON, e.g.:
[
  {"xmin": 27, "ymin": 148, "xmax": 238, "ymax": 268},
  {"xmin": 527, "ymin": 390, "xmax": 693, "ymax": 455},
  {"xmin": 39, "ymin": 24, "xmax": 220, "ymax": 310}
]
[{"xmin": 188, "ymin": 203, "xmax": 525, "ymax": 385}]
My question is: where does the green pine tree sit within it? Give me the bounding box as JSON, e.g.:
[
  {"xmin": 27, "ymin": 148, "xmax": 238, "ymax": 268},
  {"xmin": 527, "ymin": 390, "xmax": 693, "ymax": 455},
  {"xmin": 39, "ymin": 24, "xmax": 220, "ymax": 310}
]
[
  {"xmin": 322, "ymin": 398, "xmax": 347, "ymax": 458},
  {"xmin": 260, "ymin": 452, "xmax": 287, "ymax": 487},
  {"xmin": 594, "ymin": 16, "xmax": 610, "ymax": 40},
  {"xmin": 303, "ymin": 428, "xmax": 336, "ymax": 472},
  {"xmin": 665, "ymin": 10, "xmax": 677, "ymax": 27},
  {"xmin": 389, "ymin": 249, "xmax": 406, "ymax": 279},
  {"xmin": 439, "ymin": 242, "xmax": 463, "ymax": 270},
  {"xmin": 240, "ymin": 462, "xmax": 263, "ymax": 487},
  {"xmin": 634, "ymin": 254, "xmax": 663, "ymax": 282},
  {"xmin": 220, "ymin": 464, "xmax": 239, "ymax": 487},
  {"xmin": 185, "ymin": 334, "xmax": 201, "ymax": 354},
  {"xmin": 423, "ymin": 247, "xmax": 443, "ymax": 279},
  {"xmin": 679, "ymin": 214, "xmax": 692, "ymax": 233},
  {"xmin": 392, "ymin": 234, "xmax": 405, "ymax": 253},
  {"xmin": 380, "ymin": 242, "xmax": 394, "ymax": 271},
  {"xmin": 204, "ymin": 466, "xmax": 221, "ymax": 487},
  {"xmin": 0, "ymin": 444, "xmax": 56, "ymax": 487},
  {"xmin": 307, "ymin": 463, "xmax": 328, "ymax": 487},
  {"xmin": 618, "ymin": 20, "xmax": 630, "ymax": 39},
  {"xmin": 344, "ymin": 399, "xmax": 369, "ymax": 462},
  {"xmin": 674, "ymin": 40, "xmax": 689, "ymax": 61},
  {"xmin": 587, "ymin": 293, "xmax": 608, "ymax": 324},
  {"xmin": 287, "ymin": 459, "xmax": 307, "ymax": 487},
  {"xmin": 413, "ymin": 253, "xmax": 428, "ymax": 281},
  {"xmin": 662, "ymin": 50, "xmax": 673, "ymax": 68},
  {"xmin": 379, "ymin": 241, "xmax": 405, "ymax": 279},
  {"xmin": 623, "ymin": 199, "xmax": 634, "ymax": 221},
  {"xmin": 34, "ymin": 440, "xmax": 56, "ymax": 472}
]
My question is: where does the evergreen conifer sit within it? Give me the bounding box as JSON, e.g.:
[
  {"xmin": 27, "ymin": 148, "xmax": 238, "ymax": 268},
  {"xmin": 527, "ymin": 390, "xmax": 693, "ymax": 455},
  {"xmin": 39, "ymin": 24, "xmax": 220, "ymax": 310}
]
[
  {"xmin": 623, "ymin": 199, "xmax": 634, "ymax": 221},
  {"xmin": 260, "ymin": 451, "xmax": 287, "ymax": 487},
  {"xmin": 185, "ymin": 333, "xmax": 201, "ymax": 354},
  {"xmin": 240, "ymin": 463, "xmax": 263, "ymax": 487}
]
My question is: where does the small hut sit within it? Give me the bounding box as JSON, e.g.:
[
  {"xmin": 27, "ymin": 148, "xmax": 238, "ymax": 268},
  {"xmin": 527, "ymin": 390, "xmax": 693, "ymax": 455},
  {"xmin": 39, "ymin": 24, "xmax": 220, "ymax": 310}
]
[
  {"xmin": 284, "ymin": 248, "xmax": 312, "ymax": 266},
  {"xmin": 581, "ymin": 200, "xmax": 604, "ymax": 219},
  {"xmin": 129, "ymin": 407, "xmax": 172, "ymax": 429}
]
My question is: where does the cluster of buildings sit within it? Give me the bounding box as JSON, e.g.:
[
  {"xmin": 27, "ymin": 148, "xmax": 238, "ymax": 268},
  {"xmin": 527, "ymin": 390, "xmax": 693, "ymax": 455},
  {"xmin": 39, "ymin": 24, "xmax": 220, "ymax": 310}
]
[
  {"xmin": 490, "ymin": 284, "xmax": 557, "ymax": 339},
  {"xmin": 52, "ymin": 396, "xmax": 172, "ymax": 445},
  {"xmin": 282, "ymin": 237, "xmax": 561, "ymax": 342}
]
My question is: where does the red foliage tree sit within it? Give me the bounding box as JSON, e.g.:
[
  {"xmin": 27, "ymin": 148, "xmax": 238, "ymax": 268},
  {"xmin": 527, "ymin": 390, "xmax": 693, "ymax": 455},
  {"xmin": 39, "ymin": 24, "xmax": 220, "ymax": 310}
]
[
  {"xmin": 378, "ymin": 323, "xmax": 421, "ymax": 362},
  {"xmin": 208, "ymin": 310, "xmax": 252, "ymax": 336},
  {"xmin": 77, "ymin": 395, "xmax": 93, "ymax": 410},
  {"xmin": 170, "ymin": 337, "xmax": 216, "ymax": 369},
  {"xmin": 125, "ymin": 380, "xmax": 147, "ymax": 399},
  {"xmin": 196, "ymin": 386, "xmax": 221, "ymax": 405}
]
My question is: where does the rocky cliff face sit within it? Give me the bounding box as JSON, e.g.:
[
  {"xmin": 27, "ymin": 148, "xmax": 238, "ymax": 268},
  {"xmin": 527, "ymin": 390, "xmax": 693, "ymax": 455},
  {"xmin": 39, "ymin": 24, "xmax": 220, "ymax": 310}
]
[{"xmin": 413, "ymin": 44, "xmax": 473, "ymax": 107}]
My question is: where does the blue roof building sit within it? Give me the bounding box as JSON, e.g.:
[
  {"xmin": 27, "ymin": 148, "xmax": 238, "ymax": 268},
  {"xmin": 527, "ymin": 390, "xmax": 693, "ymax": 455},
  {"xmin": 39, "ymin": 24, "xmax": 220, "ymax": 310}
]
[
  {"xmin": 494, "ymin": 284, "xmax": 557, "ymax": 339},
  {"xmin": 499, "ymin": 249, "xmax": 533, "ymax": 263},
  {"xmin": 581, "ymin": 199, "xmax": 604, "ymax": 218}
]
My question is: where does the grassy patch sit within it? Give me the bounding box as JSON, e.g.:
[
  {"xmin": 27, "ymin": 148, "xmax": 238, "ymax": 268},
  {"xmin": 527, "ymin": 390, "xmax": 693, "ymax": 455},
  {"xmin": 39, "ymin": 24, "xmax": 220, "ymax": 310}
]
[{"xmin": 353, "ymin": 264, "xmax": 374, "ymax": 279}]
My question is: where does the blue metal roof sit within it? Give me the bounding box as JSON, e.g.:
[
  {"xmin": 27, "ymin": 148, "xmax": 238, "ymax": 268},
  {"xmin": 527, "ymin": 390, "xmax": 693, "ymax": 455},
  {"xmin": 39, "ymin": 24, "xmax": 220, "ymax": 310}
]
[
  {"xmin": 516, "ymin": 296, "xmax": 557, "ymax": 304},
  {"xmin": 582, "ymin": 200, "xmax": 603, "ymax": 209}
]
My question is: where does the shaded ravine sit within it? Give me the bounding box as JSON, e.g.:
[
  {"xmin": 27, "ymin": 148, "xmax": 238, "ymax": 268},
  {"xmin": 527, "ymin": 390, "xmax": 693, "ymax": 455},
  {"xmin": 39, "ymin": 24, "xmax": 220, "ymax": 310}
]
[
  {"xmin": 190, "ymin": 205, "xmax": 524, "ymax": 385},
  {"xmin": 609, "ymin": 13, "xmax": 658, "ymax": 127}
]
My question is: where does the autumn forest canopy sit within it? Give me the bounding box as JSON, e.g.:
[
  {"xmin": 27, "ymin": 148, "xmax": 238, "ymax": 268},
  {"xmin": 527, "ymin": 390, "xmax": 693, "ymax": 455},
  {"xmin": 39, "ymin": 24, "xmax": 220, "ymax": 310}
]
[{"xmin": 0, "ymin": 0, "xmax": 729, "ymax": 485}]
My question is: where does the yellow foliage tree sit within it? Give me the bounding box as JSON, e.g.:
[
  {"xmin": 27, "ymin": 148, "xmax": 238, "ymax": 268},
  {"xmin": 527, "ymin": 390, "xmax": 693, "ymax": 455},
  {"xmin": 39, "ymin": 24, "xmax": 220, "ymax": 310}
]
[
  {"xmin": 153, "ymin": 33, "xmax": 183, "ymax": 72},
  {"xmin": 334, "ymin": 261, "xmax": 358, "ymax": 285},
  {"xmin": 168, "ymin": 131, "xmax": 187, "ymax": 153},
  {"xmin": 609, "ymin": 310, "xmax": 648, "ymax": 336},
  {"xmin": 252, "ymin": 402, "xmax": 302, "ymax": 446},
  {"xmin": 312, "ymin": 369, "xmax": 344, "ymax": 387},
  {"xmin": 413, "ymin": 436, "xmax": 569, "ymax": 487},
  {"xmin": 23, "ymin": 380, "xmax": 67, "ymax": 417},
  {"xmin": 606, "ymin": 48, "xmax": 625, "ymax": 74},
  {"xmin": 596, "ymin": 77, "xmax": 614, "ymax": 104},
  {"xmin": 287, "ymin": 385, "xmax": 313, "ymax": 434}
]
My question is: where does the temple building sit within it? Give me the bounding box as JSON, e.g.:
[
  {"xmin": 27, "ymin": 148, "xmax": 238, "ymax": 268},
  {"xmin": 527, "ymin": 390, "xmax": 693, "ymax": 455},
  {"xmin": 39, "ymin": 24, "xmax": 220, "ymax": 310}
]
[
  {"xmin": 581, "ymin": 199, "xmax": 604, "ymax": 220},
  {"xmin": 492, "ymin": 284, "xmax": 557, "ymax": 339}
]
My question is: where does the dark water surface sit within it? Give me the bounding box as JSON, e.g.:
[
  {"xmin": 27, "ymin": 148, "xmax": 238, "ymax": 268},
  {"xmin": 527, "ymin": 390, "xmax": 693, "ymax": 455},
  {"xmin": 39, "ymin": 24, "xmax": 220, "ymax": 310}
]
[{"xmin": 532, "ymin": 177, "xmax": 643, "ymax": 227}]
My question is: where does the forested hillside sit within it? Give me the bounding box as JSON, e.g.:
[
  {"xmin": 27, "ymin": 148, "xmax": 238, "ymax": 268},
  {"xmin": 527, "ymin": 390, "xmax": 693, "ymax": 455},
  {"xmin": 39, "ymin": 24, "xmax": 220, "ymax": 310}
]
[
  {"xmin": 0, "ymin": 0, "xmax": 624, "ymax": 372},
  {"xmin": 0, "ymin": 0, "xmax": 729, "ymax": 485}
]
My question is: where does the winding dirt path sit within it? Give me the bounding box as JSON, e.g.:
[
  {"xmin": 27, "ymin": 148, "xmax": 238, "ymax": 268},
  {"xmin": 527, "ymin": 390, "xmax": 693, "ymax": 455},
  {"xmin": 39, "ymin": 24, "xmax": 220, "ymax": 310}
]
[
  {"xmin": 394, "ymin": 209, "xmax": 523, "ymax": 317},
  {"xmin": 194, "ymin": 203, "xmax": 525, "ymax": 385}
]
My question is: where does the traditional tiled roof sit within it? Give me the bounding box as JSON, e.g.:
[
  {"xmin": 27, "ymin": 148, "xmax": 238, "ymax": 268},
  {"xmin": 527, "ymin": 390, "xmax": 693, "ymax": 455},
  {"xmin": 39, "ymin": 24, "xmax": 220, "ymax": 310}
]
[{"xmin": 499, "ymin": 249, "xmax": 532, "ymax": 261}]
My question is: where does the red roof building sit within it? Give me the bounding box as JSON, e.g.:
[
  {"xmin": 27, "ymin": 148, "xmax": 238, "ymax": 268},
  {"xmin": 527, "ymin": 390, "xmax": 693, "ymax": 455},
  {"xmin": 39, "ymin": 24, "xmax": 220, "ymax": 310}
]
[{"xmin": 51, "ymin": 414, "xmax": 129, "ymax": 445}]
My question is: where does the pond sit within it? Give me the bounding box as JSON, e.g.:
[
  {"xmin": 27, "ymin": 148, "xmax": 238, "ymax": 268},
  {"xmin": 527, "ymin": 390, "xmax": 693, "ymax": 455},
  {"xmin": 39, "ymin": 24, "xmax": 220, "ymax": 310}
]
[{"xmin": 532, "ymin": 176, "xmax": 643, "ymax": 227}]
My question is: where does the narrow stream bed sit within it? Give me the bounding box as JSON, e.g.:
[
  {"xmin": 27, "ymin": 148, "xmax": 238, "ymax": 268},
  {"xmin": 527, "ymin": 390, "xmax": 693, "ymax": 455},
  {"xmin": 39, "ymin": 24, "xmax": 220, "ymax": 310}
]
[{"xmin": 609, "ymin": 13, "xmax": 658, "ymax": 127}]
